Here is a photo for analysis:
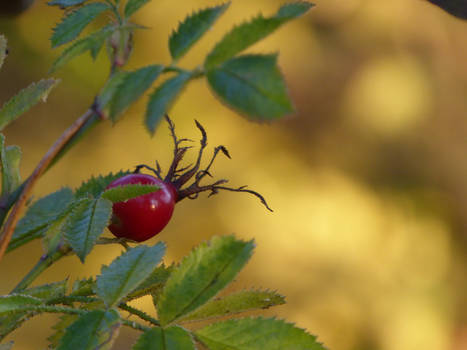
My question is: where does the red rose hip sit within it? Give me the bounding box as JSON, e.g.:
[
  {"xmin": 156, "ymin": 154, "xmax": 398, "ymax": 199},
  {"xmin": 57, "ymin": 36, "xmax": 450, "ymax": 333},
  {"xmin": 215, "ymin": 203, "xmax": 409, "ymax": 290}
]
[{"xmin": 106, "ymin": 173, "xmax": 177, "ymax": 242}]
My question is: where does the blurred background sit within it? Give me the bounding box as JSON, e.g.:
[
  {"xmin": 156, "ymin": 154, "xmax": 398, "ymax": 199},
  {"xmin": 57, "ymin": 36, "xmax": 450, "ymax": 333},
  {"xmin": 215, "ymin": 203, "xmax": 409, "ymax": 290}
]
[{"xmin": 0, "ymin": 0, "xmax": 466, "ymax": 349}]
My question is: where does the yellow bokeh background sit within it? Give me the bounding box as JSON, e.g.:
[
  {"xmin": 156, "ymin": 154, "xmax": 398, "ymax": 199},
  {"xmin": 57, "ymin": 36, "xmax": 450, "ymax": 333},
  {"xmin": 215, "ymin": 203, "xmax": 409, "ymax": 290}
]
[{"xmin": 1, "ymin": 0, "xmax": 467, "ymax": 349}]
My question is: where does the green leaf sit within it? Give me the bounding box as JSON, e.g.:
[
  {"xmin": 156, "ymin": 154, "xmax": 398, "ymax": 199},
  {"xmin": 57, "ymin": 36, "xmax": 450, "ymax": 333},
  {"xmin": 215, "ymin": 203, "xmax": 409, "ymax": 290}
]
[
  {"xmin": 0, "ymin": 135, "xmax": 21, "ymax": 196},
  {"xmin": 0, "ymin": 295, "xmax": 42, "ymax": 314},
  {"xmin": 101, "ymin": 184, "xmax": 160, "ymax": 203},
  {"xmin": 156, "ymin": 235, "xmax": 254, "ymax": 326},
  {"xmin": 48, "ymin": 314, "xmax": 79, "ymax": 349},
  {"xmin": 0, "ymin": 35, "xmax": 7, "ymax": 70},
  {"xmin": 24, "ymin": 280, "xmax": 68, "ymax": 300},
  {"xmin": 108, "ymin": 65, "xmax": 164, "ymax": 122},
  {"xmin": 124, "ymin": 0, "xmax": 150, "ymax": 18},
  {"xmin": 11, "ymin": 188, "xmax": 74, "ymax": 251},
  {"xmin": 0, "ymin": 79, "xmax": 60, "ymax": 131},
  {"xmin": 95, "ymin": 242, "xmax": 166, "ymax": 307},
  {"xmin": 48, "ymin": 0, "xmax": 88, "ymax": 7},
  {"xmin": 207, "ymin": 54, "xmax": 293, "ymax": 121},
  {"xmin": 50, "ymin": 25, "xmax": 114, "ymax": 72},
  {"xmin": 42, "ymin": 203, "xmax": 75, "ymax": 252},
  {"xmin": 70, "ymin": 277, "xmax": 95, "ymax": 296},
  {"xmin": 180, "ymin": 289, "xmax": 285, "ymax": 323},
  {"xmin": 145, "ymin": 71, "xmax": 191, "ymax": 134},
  {"xmin": 133, "ymin": 326, "xmax": 195, "ymax": 350},
  {"xmin": 96, "ymin": 71, "xmax": 128, "ymax": 112},
  {"xmin": 195, "ymin": 317, "xmax": 326, "ymax": 350},
  {"xmin": 57, "ymin": 310, "xmax": 120, "ymax": 350},
  {"xmin": 127, "ymin": 264, "xmax": 173, "ymax": 301},
  {"xmin": 0, "ymin": 342, "xmax": 13, "ymax": 350},
  {"xmin": 169, "ymin": 3, "xmax": 230, "ymax": 61},
  {"xmin": 51, "ymin": 2, "xmax": 110, "ymax": 47},
  {"xmin": 65, "ymin": 197, "xmax": 113, "ymax": 262},
  {"xmin": 205, "ymin": 1, "xmax": 314, "ymax": 68},
  {"xmin": 74, "ymin": 170, "xmax": 130, "ymax": 198}
]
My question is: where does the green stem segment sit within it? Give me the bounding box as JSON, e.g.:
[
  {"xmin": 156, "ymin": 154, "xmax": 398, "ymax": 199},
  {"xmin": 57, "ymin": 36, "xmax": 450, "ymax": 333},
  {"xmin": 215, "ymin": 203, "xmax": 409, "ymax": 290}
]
[{"xmin": 11, "ymin": 246, "xmax": 71, "ymax": 293}]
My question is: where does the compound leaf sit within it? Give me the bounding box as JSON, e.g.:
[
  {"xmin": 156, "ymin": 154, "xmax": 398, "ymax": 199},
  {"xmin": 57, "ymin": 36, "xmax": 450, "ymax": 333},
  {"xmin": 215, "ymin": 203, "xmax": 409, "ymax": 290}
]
[
  {"xmin": 0, "ymin": 79, "xmax": 60, "ymax": 131},
  {"xmin": 108, "ymin": 65, "xmax": 164, "ymax": 122},
  {"xmin": 51, "ymin": 2, "xmax": 110, "ymax": 47},
  {"xmin": 180, "ymin": 289, "xmax": 285, "ymax": 323},
  {"xmin": 169, "ymin": 3, "xmax": 230, "ymax": 61},
  {"xmin": 207, "ymin": 54, "xmax": 293, "ymax": 121},
  {"xmin": 56, "ymin": 310, "xmax": 120, "ymax": 350},
  {"xmin": 95, "ymin": 242, "xmax": 166, "ymax": 307},
  {"xmin": 65, "ymin": 197, "xmax": 113, "ymax": 262},
  {"xmin": 0, "ymin": 35, "xmax": 6, "ymax": 69},
  {"xmin": 156, "ymin": 235, "xmax": 254, "ymax": 326},
  {"xmin": 133, "ymin": 326, "xmax": 195, "ymax": 350},
  {"xmin": 48, "ymin": 0, "xmax": 88, "ymax": 7},
  {"xmin": 101, "ymin": 184, "xmax": 160, "ymax": 203},
  {"xmin": 0, "ymin": 295, "xmax": 42, "ymax": 315},
  {"xmin": 127, "ymin": 264, "xmax": 173, "ymax": 301},
  {"xmin": 195, "ymin": 317, "xmax": 326, "ymax": 350},
  {"xmin": 74, "ymin": 170, "xmax": 130, "ymax": 198},
  {"xmin": 205, "ymin": 1, "xmax": 314, "ymax": 68},
  {"xmin": 124, "ymin": 0, "xmax": 151, "ymax": 18},
  {"xmin": 50, "ymin": 25, "xmax": 114, "ymax": 72},
  {"xmin": 145, "ymin": 71, "xmax": 191, "ymax": 134}
]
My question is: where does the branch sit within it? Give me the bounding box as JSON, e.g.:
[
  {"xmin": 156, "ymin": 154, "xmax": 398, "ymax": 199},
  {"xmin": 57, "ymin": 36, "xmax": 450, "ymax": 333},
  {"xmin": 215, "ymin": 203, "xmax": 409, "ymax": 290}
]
[{"xmin": 0, "ymin": 108, "xmax": 96, "ymax": 261}]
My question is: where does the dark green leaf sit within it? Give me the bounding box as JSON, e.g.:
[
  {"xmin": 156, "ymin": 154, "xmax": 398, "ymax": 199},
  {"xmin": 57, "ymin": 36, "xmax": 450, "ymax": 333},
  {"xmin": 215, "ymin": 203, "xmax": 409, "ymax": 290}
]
[
  {"xmin": 108, "ymin": 65, "xmax": 164, "ymax": 122},
  {"xmin": 133, "ymin": 326, "xmax": 195, "ymax": 350},
  {"xmin": 11, "ymin": 188, "xmax": 74, "ymax": 251},
  {"xmin": 276, "ymin": 1, "xmax": 315, "ymax": 19},
  {"xmin": 195, "ymin": 317, "xmax": 326, "ymax": 350},
  {"xmin": 0, "ymin": 295, "xmax": 42, "ymax": 314},
  {"xmin": 169, "ymin": 3, "xmax": 230, "ymax": 61},
  {"xmin": 57, "ymin": 310, "xmax": 120, "ymax": 350},
  {"xmin": 74, "ymin": 170, "xmax": 130, "ymax": 198},
  {"xmin": 145, "ymin": 72, "xmax": 191, "ymax": 134},
  {"xmin": 0, "ymin": 35, "xmax": 6, "ymax": 69},
  {"xmin": 207, "ymin": 54, "xmax": 293, "ymax": 121},
  {"xmin": 124, "ymin": 0, "xmax": 150, "ymax": 18},
  {"xmin": 95, "ymin": 242, "xmax": 166, "ymax": 307},
  {"xmin": 156, "ymin": 235, "xmax": 254, "ymax": 326},
  {"xmin": 180, "ymin": 289, "xmax": 285, "ymax": 323},
  {"xmin": 127, "ymin": 264, "xmax": 173, "ymax": 301},
  {"xmin": 205, "ymin": 1, "xmax": 313, "ymax": 68},
  {"xmin": 0, "ymin": 135, "xmax": 21, "ymax": 196},
  {"xmin": 65, "ymin": 198, "xmax": 113, "ymax": 262},
  {"xmin": 48, "ymin": 314, "xmax": 79, "ymax": 349},
  {"xmin": 426, "ymin": 0, "xmax": 467, "ymax": 19},
  {"xmin": 102, "ymin": 184, "xmax": 160, "ymax": 203},
  {"xmin": 0, "ymin": 79, "xmax": 60, "ymax": 131},
  {"xmin": 48, "ymin": 0, "xmax": 88, "ymax": 7},
  {"xmin": 50, "ymin": 25, "xmax": 114, "ymax": 72},
  {"xmin": 51, "ymin": 2, "xmax": 110, "ymax": 47},
  {"xmin": 24, "ymin": 280, "xmax": 68, "ymax": 301}
]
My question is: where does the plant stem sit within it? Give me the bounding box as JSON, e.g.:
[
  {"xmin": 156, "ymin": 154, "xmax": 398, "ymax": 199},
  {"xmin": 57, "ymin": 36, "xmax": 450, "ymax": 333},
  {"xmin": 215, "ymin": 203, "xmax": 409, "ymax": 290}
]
[
  {"xmin": 0, "ymin": 109, "xmax": 96, "ymax": 261},
  {"xmin": 119, "ymin": 303, "xmax": 160, "ymax": 327},
  {"xmin": 11, "ymin": 246, "xmax": 71, "ymax": 293}
]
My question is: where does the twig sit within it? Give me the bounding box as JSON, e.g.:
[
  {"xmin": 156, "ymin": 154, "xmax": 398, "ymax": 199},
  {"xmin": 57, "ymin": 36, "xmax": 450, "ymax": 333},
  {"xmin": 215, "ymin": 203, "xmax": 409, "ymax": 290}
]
[{"xmin": 0, "ymin": 109, "xmax": 96, "ymax": 261}]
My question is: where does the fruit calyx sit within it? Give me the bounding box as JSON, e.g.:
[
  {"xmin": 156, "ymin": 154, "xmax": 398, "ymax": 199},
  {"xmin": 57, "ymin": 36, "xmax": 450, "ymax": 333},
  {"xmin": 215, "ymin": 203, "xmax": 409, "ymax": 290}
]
[{"xmin": 134, "ymin": 115, "xmax": 273, "ymax": 212}]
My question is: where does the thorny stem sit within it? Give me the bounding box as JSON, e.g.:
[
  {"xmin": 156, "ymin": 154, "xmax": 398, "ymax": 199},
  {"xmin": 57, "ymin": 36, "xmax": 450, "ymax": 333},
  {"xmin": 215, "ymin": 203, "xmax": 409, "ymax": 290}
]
[
  {"xmin": 0, "ymin": 108, "xmax": 96, "ymax": 262},
  {"xmin": 11, "ymin": 246, "xmax": 72, "ymax": 294},
  {"xmin": 119, "ymin": 303, "xmax": 161, "ymax": 327}
]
